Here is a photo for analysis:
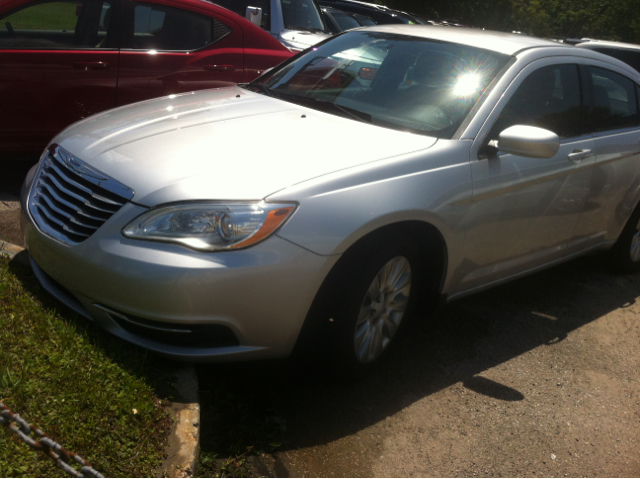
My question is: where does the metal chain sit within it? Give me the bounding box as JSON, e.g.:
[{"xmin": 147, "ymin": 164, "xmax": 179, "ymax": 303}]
[{"xmin": 0, "ymin": 402, "xmax": 103, "ymax": 478}]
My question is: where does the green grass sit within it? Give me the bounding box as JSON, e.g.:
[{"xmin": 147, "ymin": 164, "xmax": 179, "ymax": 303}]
[
  {"xmin": 3, "ymin": 2, "xmax": 79, "ymax": 31},
  {"xmin": 0, "ymin": 255, "xmax": 172, "ymax": 477}
]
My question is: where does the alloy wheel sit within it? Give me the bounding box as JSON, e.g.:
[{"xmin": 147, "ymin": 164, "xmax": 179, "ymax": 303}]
[{"xmin": 354, "ymin": 256, "xmax": 412, "ymax": 363}]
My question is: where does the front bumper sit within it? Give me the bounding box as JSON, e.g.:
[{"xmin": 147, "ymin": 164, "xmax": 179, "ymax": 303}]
[{"xmin": 21, "ymin": 200, "xmax": 337, "ymax": 361}]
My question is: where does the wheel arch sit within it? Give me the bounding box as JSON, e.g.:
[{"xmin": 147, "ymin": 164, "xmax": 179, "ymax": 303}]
[{"xmin": 291, "ymin": 219, "xmax": 448, "ymax": 358}]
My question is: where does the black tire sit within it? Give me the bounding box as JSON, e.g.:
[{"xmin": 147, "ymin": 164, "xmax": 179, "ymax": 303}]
[
  {"xmin": 608, "ymin": 201, "xmax": 640, "ymax": 273},
  {"xmin": 322, "ymin": 235, "xmax": 422, "ymax": 375}
]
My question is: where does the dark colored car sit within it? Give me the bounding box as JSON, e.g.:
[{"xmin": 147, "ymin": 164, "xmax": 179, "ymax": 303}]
[
  {"xmin": 321, "ymin": 6, "xmax": 374, "ymax": 33},
  {"xmin": 0, "ymin": 0, "xmax": 293, "ymax": 157},
  {"xmin": 318, "ymin": 0, "xmax": 419, "ymax": 25},
  {"xmin": 575, "ymin": 40, "xmax": 640, "ymax": 74}
]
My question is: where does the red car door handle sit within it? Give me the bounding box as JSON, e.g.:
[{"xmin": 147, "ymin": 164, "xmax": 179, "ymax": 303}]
[
  {"xmin": 73, "ymin": 61, "xmax": 109, "ymax": 70},
  {"xmin": 204, "ymin": 64, "xmax": 234, "ymax": 72}
]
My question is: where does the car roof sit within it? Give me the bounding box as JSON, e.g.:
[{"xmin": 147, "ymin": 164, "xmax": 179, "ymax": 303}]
[{"xmin": 360, "ymin": 25, "xmax": 572, "ymax": 55}]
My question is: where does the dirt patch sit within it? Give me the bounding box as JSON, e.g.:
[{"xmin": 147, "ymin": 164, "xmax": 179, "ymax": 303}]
[{"xmin": 0, "ymin": 207, "xmax": 24, "ymax": 247}]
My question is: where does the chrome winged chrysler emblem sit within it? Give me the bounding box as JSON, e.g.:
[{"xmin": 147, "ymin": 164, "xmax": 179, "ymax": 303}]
[{"xmin": 59, "ymin": 149, "xmax": 109, "ymax": 181}]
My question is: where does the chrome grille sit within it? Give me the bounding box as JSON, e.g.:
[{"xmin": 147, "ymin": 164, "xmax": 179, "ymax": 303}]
[{"xmin": 29, "ymin": 145, "xmax": 134, "ymax": 245}]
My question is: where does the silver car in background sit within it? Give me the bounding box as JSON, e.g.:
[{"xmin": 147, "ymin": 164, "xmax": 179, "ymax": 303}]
[{"xmin": 21, "ymin": 26, "xmax": 640, "ymax": 373}]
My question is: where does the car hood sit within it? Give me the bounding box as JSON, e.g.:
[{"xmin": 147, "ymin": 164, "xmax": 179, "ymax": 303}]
[
  {"xmin": 54, "ymin": 86, "xmax": 437, "ymax": 206},
  {"xmin": 278, "ymin": 29, "xmax": 332, "ymax": 49}
]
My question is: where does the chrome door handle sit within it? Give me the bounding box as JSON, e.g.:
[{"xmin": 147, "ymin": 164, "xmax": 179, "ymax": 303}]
[
  {"xmin": 73, "ymin": 61, "xmax": 109, "ymax": 70},
  {"xmin": 204, "ymin": 64, "xmax": 234, "ymax": 72},
  {"xmin": 568, "ymin": 149, "xmax": 592, "ymax": 161}
]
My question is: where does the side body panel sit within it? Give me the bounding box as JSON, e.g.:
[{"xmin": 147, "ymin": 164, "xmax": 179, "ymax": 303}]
[{"xmin": 271, "ymin": 140, "xmax": 473, "ymax": 294}]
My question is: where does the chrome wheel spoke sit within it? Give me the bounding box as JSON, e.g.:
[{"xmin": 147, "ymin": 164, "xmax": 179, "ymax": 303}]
[
  {"xmin": 366, "ymin": 275, "xmax": 381, "ymax": 299},
  {"xmin": 356, "ymin": 325, "xmax": 374, "ymax": 361},
  {"xmin": 631, "ymin": 231, "xmax": 640, "ymax": 262},
  {"xmin": 369, "ymin": 323, "xmax": 384, "ymax": 360},
  {"xmin": 383, "ymin": 259, "xmax": 401, "ymax": 292},
  {"xmin": 357, "ymin": 304, "xmax": 374, "ymax": 325},
  {"xmin": 382, "ymin": 315, "xmax": 398, "ymax": 337}
]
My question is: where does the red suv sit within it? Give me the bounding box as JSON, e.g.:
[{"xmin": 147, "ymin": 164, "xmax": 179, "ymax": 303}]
[{"xmin": 0, "ymin": 0, "xmax": 293, "ymax": 157}]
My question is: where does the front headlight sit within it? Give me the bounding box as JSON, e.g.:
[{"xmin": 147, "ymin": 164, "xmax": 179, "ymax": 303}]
[{"xmin": 122, "ymin": 201, "xmax": 296, "ymax": 251}]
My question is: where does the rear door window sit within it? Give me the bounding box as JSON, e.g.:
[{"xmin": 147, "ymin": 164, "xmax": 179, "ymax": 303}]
[
  {"xmin": 128, "ymin": 2, "xmax": 230, "ymax": 51},
  {"xmin": 589, "ymin": 66, "xmax": 639, "ymax": 131}
]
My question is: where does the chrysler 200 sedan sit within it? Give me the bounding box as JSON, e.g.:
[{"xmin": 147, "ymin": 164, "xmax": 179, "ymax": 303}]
[{"xmin": 20, "ymin": 26, "xmax": 640, "ymax": 373}]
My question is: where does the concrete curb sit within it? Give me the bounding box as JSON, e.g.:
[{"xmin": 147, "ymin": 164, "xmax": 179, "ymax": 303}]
[
  {"xmin": 0, "ymin": 240, "xmax": 25, "ymax": 260},
  {"xmin": 0, "ymin": 240, "xmax": 201, "ymax": 477},
  {"xmin": 160, "ymin": 368, "xmax": 201, "ymax": 478}
]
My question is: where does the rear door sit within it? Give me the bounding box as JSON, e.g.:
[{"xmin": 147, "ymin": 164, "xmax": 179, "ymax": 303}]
[
  {"xmin": 568, "ymin": 64, "xmax": 640, "ymax": 253},
  {"xmin": 0, "ymin": 0, "xmax": 120, "ymax": 156},
  {"xmin": 116, "ymin": 0, "xmax": 244, "ymax": 106}
]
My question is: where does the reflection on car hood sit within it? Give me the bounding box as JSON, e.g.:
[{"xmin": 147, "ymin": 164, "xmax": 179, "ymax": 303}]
[{"xmin": 54, "ymin": 86, "xmax": 437, "ymax": 206}]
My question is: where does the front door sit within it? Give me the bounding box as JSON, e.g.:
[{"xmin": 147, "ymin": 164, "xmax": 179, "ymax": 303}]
[
  {"xmin": 568, "ymin": 65, "xmax": 640, "ymax": 254},
  {"xmin": 459, "ymin": 62, "xmax": 594, "ymax": 291},
  {"xmin": 0, "ymin": 0, "xmax": 120, "ymax": 156}
]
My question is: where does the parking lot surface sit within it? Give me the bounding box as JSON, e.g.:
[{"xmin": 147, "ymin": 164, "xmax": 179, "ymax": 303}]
[
  {"xmin": 202, "ymin": 251, "xmax": 640, "ymax": 477},
  {"xmin": 3, "ymin": 166, "xmax": 639, "ymax": 477}
]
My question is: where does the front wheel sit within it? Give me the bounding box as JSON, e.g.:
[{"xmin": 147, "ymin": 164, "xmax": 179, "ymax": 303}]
[{"xmin": 330, "ymin": 237, "xmax": 421, "ymax": 373}]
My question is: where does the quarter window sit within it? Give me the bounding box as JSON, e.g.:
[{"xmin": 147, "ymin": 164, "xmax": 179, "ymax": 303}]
[
  {"xmin": 129, "ymin": 3, "xmax": 230, "ymax": 51},
  {"xmin": 589, "ymin": 67, "xmax": 639, "ymax": 131},
  {"xmin": 0, "ymin": 0, "xmax": 114, "ymax": 49}
]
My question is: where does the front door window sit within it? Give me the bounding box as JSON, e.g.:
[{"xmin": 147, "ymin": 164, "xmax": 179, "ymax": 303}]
[{"xmin": 0, "ymin": 0, "xmax": 116, "ymax": 49}]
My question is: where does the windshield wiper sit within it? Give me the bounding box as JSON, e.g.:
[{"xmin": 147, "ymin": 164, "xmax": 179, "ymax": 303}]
[
  {"xmin": 240, "ymin": 82, "xmax": 276, "ymax": 98},
  {"xmin": 278, "ymin": 93, "xmax": 372, "ymax": 123},
  {"xmin": 324, "ymin": 100, "xmax": 372, "ymax": 123},
  {"xmin": 287, "ymin": 26, "xmax": 326, "ymax": 33}
]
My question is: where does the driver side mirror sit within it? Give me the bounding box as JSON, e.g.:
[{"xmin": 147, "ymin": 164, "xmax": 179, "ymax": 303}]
[
  {"xmin": 245, "ymin": 6, "xmax": 263, "ymax": 27},
  {"xmin": 495, "ymin": 125, "xmax": 560, "ymax": 158}
]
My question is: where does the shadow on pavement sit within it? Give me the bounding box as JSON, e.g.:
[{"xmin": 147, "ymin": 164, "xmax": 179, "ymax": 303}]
[{"xmin": 196, "ymin": 254, "xmax": 640, "ymax": 458}]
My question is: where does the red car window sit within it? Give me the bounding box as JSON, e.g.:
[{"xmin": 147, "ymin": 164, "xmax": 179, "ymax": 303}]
[
  {"xmin": 0, "ymin": 0, "xmax": 116, "ymax": 49},
  {"xmin": 127, "ymin": 2, "xmax": 230, "ymax": 51}
]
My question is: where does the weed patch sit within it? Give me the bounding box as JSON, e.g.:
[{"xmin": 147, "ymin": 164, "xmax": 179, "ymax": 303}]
[{"xmin": 0, "ymin": 255, "xmax": 172, "ymax": 477}]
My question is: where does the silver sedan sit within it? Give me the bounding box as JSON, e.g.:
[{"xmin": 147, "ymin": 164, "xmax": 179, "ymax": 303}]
[{"xmin": 21, "ymin": 25, "xmax": 640, "ymax": 373}]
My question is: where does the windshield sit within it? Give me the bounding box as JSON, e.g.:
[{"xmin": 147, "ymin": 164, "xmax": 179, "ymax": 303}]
[
  {"xmin": 245, "ymin": 31, "xmax": 510, "ymax": 139},
  {"xmin": 281, "ymin": 0, "xmax": 325, "ymax": 32}
]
